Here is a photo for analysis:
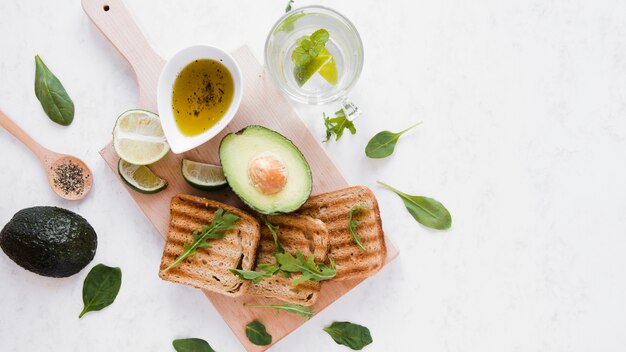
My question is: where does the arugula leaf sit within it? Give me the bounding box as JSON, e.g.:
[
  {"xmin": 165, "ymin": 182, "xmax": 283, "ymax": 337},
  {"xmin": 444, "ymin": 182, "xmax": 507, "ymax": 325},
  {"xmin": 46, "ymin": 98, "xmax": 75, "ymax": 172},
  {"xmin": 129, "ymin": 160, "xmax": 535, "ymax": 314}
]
[
  {"xmin": 262, "ymin": 216, "xmax": 284, "ymax": 253},
  {"xmin": 246, "ymin": 320, "xmax": 272, "ymax": 346},
  {"xmin": 377, "ymin": 181, "xmax": 451, "ymax": 230},
  {"xmin": 172, "ymin": 338, "xmax": 215, "ymax": 352},
  {"xmin": 34, "ymin": 55, "xmax": 74, "ymax": 126},
  {"xmin": 291, "ymin": 29, "xmax": 329, "ymax": 67},
  {"xmin": 161, "ymin": 209, "xmax": 239, "ymax": 273},
  {"xmin": 285, "ymin": 0, "xmax": 294, "ymax": 12},
  {"xmin": 244, "ymin": 303, "xmax": 314, "ymax": 320},
  {"xmin": 348, "ymin": 205, "xmax": 369, "ymax": 250},
  {"xmin": 365, "ymin": 122, "xmax": 422, "ymax": 158},
  {"xmin": 323, "ymin": 322, "xmax": 373, "ymax": 350},
  {"xmin": 323, "ymin": 109, "xmax": 357, "ymax": 142},
  {"xmin": 230, "ymin": 264, "xmax": 279, "ymax": 284},
  {"xmin": 274, "ymin": 251, "xmax": 336, "ymax": 286},
  {"xmin": 79, "ymin": 264, "xmax": 122, "ymax": 318}
]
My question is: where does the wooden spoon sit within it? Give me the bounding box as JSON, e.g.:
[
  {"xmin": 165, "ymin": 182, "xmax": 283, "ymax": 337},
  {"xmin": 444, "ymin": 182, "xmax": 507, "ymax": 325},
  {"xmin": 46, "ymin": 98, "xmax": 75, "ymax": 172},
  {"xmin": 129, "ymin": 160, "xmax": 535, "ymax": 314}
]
[{"xmin": 0, "ymin": 110, "xmax": 92, "ymax": 200}]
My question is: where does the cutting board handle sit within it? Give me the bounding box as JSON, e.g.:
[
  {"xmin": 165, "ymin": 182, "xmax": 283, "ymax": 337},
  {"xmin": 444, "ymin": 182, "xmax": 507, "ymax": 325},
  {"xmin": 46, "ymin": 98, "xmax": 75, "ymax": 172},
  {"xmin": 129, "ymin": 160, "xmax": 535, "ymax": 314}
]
[{"xmin": 82, "ymin": 0, "xmax": 164, "ymax": 109}]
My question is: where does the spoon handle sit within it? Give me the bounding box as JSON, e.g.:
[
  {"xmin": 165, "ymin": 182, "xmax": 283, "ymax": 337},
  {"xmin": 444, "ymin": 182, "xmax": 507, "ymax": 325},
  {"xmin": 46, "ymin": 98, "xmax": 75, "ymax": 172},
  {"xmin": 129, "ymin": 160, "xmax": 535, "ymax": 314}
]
[{"xmin": 0, "ymin": 110, "xmax": 48, "ymax": 160}]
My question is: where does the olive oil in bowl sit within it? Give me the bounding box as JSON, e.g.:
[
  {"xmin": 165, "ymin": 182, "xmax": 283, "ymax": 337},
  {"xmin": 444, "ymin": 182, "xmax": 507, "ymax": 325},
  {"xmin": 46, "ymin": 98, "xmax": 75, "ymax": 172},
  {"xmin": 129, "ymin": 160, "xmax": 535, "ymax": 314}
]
[{"xmin": 172, "ymin": 59, "xmax": 234, "ymax": 136}]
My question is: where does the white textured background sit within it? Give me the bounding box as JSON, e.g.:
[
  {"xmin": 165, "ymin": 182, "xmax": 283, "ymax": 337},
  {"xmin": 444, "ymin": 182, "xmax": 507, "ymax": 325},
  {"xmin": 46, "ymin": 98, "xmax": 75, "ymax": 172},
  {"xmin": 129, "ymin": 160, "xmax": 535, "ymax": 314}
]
[{"xmin": 1, "ymin": 0, "xmax": 626, "ymax": 351}]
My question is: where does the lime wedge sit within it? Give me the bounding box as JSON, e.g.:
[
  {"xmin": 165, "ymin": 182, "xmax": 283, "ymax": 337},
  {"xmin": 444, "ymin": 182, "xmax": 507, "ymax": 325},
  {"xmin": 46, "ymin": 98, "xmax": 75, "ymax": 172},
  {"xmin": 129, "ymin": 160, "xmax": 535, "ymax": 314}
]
[
  {"xmin": 113, "ymin": 109, "xmax": 169, "ymax": 165},
  {"xmin": 181, "ymin": 159, "xmax": 227, "ymax": 190},
  {"xmin": 318, "ymin": 55, "xmax": 338, "ymax": 85},
  {"xmin": 118, "ymin": 159, "xmax": 167, "ymax": 194}
]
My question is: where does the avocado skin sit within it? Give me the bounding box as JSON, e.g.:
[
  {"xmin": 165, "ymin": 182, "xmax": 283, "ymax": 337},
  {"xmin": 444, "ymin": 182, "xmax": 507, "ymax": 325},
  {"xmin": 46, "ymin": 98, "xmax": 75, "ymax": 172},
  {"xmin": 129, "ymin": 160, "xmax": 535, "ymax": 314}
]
[{"xmin": 0, "ymin": 206, "xmax": 97, "ymax": 278}]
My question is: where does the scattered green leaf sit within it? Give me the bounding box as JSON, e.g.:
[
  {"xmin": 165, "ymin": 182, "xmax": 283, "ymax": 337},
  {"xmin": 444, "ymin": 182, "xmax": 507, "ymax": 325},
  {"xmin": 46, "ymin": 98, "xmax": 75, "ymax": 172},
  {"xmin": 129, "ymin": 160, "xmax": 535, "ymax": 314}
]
[
  {"xmin": 274, "ymin": 251, "xmax": 336, "ymax": 286},
  {"xmin": 377, "ymin": 181, "xmax": 452, "ymax": 230},
  {"xmin": 34, "ymin": 55, "xmax": 74, "ymax": 126},
  {"xmin": 348, "ymin": 205, "xmax": 369, "ymax": 250},
  {"xmin": 244, "ymin": 303, "xmax": 314, "ymax": 320},
  {"xmin": 323, "ymin": 109, "xmax": 356, "ymax": 142},
  {"xmin": 79, "ymin": 264, "xmax": 122, "ymax": 318},
  {"xmin": 285, "ymin": 0, "xmax": 294, "ymax": 12},
  {"xmin": 274, "ymin": 13, "xmax": 306, "ymax": 34},
  {"xmin": 365, "ymin": 122, "xmax": 422, "ymax": 158},
  {"xmin": 161, "ymin": 209, "xmax": 239, "ymax": 273},
  {"xmin": 172, "ymin": 338, "xmax": 215, "ymax": 352},
  {"xmin": 323, "ymin": 322, "xmax": 373, "ymax": 350},
  {"xmin": 230, "ymin": 264, "xmax": 279, "ymax": 284},
  {"xmin": 246, "ymin": 320, "xmax": 272, "ymax": 346},
  {"xmin": 263, "ymin": 216, "xmax": 284, "ymax": 253}
]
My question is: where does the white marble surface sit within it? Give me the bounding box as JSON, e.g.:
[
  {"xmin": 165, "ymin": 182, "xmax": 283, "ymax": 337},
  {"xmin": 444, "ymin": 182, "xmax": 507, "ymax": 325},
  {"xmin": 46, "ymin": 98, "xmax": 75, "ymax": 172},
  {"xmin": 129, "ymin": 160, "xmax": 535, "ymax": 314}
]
[{"xmin": 1, "ymin": 0, "xmax": 626, "ymax": 351}]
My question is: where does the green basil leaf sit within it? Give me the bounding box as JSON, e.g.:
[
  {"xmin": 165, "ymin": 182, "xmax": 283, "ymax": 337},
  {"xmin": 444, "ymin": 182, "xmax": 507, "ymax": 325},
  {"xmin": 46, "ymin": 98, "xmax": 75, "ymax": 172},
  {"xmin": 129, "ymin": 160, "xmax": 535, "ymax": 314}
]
[
  {"xmin": 377, "ymin": 181, "xmax": 452, "ymax": 230},
  {"xmin": 172, "ymin": 338, "xmax": 215, "ymax": 352},
  {"xmin": 323, "ymin": 322, "xmax": 373, "ymax": 350},
  {"xmin": 34, "ymin": 55, "xmax": 74, "ymax": 126},
  {"xmin": 79, "ymin": 264, "xmax": 122, "ymax": 318},
  {"xmin": 365, "ymin": 122, "xmax": 421, "ymax": 158},
  {"xmin": 245, "ymin": 320, "xmax": 272, "ymax": 346}
]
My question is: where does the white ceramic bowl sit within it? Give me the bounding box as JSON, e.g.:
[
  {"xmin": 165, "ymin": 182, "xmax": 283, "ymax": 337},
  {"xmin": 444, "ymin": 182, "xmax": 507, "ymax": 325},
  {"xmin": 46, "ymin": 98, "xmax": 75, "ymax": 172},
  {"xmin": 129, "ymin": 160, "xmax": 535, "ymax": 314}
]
[{"xmin": 157, "ymin": 45, "xmax": 243, "ymax": 154}]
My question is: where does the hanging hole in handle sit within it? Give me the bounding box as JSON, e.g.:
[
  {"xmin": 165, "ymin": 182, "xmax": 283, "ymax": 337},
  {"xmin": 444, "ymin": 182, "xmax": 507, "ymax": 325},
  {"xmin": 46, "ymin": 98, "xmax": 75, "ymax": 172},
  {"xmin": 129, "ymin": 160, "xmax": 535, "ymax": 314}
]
[{"xmin": 103, "ymin": 4, "xmax": 110, "ymax": 11}]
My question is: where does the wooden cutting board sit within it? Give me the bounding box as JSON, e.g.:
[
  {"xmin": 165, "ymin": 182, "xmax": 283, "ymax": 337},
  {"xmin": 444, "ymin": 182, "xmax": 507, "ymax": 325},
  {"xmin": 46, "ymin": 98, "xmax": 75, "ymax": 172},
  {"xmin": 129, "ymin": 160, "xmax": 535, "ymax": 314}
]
[{"xmin": 83, "ymin": 0, "xmax": 399, "ymax": 350}]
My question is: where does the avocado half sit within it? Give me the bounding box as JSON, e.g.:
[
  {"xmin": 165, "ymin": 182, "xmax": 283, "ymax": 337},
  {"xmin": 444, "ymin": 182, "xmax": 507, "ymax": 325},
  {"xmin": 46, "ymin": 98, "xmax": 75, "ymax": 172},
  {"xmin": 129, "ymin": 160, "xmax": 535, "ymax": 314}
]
[
  {"xmin": 0, "ymin": 206, "xmax": 97, "ymax": 278},
  {"xmin": 219, "ymin": 125, "xmax": 312, "ymax": 214}
]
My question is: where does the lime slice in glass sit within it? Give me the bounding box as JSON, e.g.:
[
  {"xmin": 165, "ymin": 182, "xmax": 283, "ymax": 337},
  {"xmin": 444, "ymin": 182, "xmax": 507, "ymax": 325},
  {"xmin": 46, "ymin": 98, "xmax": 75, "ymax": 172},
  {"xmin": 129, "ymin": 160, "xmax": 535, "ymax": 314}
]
[
  {"xmin": 318, "ymin": 55, "xmax": 338, "ymax": 85},
  {"xmin": 113, "ymin": 109, "xmax": 169, "ymax": 165},
  {"xmin": 181, "ymin": 159, "xmax": 228, "ymax": 190},
  {"xmin": 118, "ymin": 159, "xmax": 167, "ymax": 194},
  {"xmin": 294, "ymin": 48, "xmax": 337, "ymax": 87}
]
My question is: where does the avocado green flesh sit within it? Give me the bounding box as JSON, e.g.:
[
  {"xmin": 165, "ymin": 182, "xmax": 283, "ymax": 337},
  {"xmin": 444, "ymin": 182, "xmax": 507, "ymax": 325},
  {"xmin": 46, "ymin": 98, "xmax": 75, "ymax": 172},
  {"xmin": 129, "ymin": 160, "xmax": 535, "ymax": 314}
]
[
  {"xmin": 219, "ymin": 125, "xmax": 312, "ymax": 214},
  {"xmin": 0, "ymin": 207, "xmax": 97, "ymax": 278}
]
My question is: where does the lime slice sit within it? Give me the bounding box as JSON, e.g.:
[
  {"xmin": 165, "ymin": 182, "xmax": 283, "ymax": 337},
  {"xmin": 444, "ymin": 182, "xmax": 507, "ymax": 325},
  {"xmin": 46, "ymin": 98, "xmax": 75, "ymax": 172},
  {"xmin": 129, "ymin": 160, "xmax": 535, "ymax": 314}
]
[
  {"xmin": 294, "ymin": 48, "xmax": 336, "ymax": 87},
  {"xmin": 181, "ymin": 159, "xmax": 227, "ymax": 190},
  {"xmin": 318, "ymin": 55, "xmax": 338, "ymax": 85},
  {"xmin": 113, "ymin": 109, "xmax": 169, "ymax": 165},
  {"xmin": 118, "ymin": 159, "xmax": 167, "ymax": 194}
]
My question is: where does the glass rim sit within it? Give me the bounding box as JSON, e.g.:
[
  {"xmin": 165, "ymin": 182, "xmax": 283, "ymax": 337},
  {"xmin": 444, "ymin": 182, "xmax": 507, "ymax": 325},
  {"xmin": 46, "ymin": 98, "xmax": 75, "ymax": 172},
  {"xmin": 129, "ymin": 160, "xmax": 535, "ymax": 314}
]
[{"xmin": 264, "ymin": 5, "xmax": 365, "ymax": 105}]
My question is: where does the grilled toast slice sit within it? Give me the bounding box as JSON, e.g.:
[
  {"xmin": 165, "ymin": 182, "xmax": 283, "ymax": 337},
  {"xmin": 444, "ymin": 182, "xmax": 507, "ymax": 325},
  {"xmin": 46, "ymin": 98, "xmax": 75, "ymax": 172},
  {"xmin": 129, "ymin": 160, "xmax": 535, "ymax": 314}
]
[
  {"xmin": 159, "ymin": 194, "xmax": 260, "ymax": 296},
  {"xmin": 248, "ymin": 214, "xmax": 329, "ymax": 306},
  {"xmin": 298, "ymin": 186, "xmax": 386, "ymax": 281}
]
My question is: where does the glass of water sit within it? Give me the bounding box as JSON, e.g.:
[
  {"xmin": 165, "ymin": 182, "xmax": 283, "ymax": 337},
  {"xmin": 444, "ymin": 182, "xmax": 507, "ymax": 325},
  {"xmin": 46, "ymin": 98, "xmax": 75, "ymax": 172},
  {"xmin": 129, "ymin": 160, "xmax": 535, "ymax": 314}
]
[{"xmin": 265, "ymin": 6, "xmax": 364, "ymax": 115}]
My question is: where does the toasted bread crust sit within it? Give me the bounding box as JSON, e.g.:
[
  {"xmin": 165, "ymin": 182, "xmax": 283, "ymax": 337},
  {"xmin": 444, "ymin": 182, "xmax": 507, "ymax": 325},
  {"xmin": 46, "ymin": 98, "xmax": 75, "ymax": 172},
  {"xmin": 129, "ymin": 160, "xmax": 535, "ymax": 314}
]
[
  {"xmin": 248, "ymin": 214, "xmax": 329, "ymax": 306},
  {"xmin": 298, "ymin": 186, "xmax": 386, "ymax": 281},
  {"xmin": 159, "ymin": 194, "xmax": 260, "ymax": 296}
]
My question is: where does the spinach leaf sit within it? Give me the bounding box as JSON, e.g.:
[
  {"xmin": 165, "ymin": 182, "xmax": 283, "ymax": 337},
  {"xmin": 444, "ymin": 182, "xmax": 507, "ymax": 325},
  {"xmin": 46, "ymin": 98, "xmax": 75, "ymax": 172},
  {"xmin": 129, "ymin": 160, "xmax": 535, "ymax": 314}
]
[
  {"xmin": 230, "ymin": 264, "xmax": 279, "ymax": 284},
  {"xmin": 245, "ymin": 320, "xmax": 272, "ymax": 346},
  {"xmin": 172, "ymin": 338, "xmax": 215, "ymax": 352},
  {"xmin": 365, "ymin": 122, "xmax": 421, "ymax": 158},
  {"xmin": 274, "ymin": 251, "xmax": 336, "ymax": 286},
  {"xmin": 323, "ymin": 109, "xmax": 356, "ymax": 142},
  {"xmin": 161, "ymin": 208, "xmax": 239, "ymax": 273},
  {"xmin": 79, "ymin": 264, "xmax": 122, "ymax": 318},
  {"xmin": 323, "ymin": 322, "xmax": 373, "ymax": 350},
  {"xmin": 34, "ymin": 55, "xmax": 74, "ymax": 126},
  {"xmin": 377, "ymin": 181, "xmax": 452, "ymax": 230},
  {"xmin": 244, "ymin": 303, "xmax": 314, "ymax": 320},
  {"xmin": 348, "ymin": 205, "xmax": 369, "ymax": 250},
  {"xmin": 285, "ymin": 0, "xmax": 294, "ymax": 12}
]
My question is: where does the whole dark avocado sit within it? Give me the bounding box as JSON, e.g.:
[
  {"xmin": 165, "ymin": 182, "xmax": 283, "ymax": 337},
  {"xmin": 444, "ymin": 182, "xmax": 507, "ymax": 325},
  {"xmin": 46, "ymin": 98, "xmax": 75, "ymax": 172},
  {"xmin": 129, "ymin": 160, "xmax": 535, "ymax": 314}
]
[{"xmin": 0, "ymin": 206, "xmax": 97, "ymax": 277}]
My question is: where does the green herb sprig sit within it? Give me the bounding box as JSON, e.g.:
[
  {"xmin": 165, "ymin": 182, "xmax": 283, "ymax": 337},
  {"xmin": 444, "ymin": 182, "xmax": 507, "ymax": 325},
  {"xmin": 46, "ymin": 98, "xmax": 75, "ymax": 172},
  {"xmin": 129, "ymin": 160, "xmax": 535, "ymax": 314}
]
[
  {"xmin": 285, "ymin": 0, "xmax": 294, "ymax": 12},
  {"xmin": 263, "ymin": 216, "xmax": 284, "ymax": 253},
  {"xmin": 348, "ymin": 205, "xmax": 369, "ymax": 250},
  {"xmin": 79, "ymin": 264, "xmax": 122, "ymax": 318},
  {"xmin": 292, "ymin": 29, "xmax": 329, "ymax": 67},
  {"xmin": 230, "ymin": 264, "xmax": 279, "ymax": 284},
  {"xmin": 323, "ymin": 322, "xmax": 373, "ymax": 350},
  {"xmin": 323, "ymin": 109, "xmax": 357, "ymax": 142},
  {"xmin": 161, "ymin": 208, "xmax": 239, "ymax": 273},
  {"xmin": 275, "ymin": 251, "xmax": 336, "ymax": 286},
  {"xmin": 244, "ymin": 303, "xmax": 314, "ymax": 320},
  {"xmin": 34, "ymin": 55, "xmax": 74, "ymax": 126},
  {"xmin": 377, "ymin": 181, "xmax": 451, "ymax": 230},
  {"xmin": 365, "ymin": 122, "xmax": 422, "ymax": 158}
]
